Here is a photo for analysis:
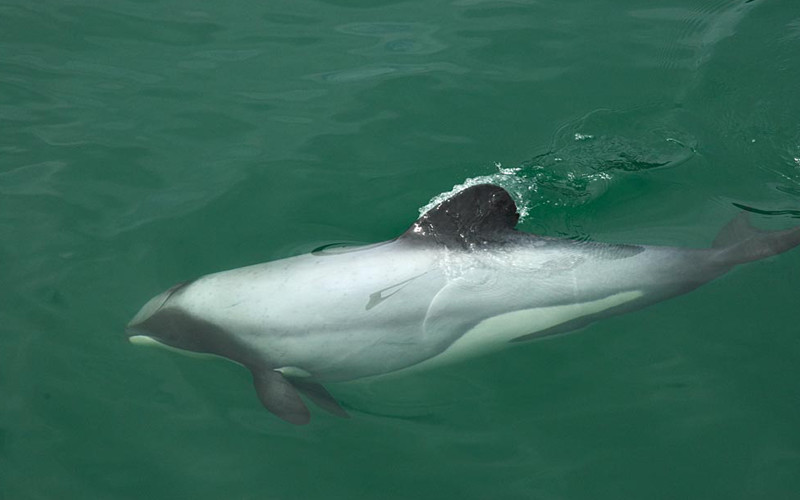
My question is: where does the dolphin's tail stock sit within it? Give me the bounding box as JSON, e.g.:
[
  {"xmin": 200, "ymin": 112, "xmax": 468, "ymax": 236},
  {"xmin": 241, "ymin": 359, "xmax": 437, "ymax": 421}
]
[{"xmin": 712, "ymin": 212, "xmax": 800, "ymax": 266}]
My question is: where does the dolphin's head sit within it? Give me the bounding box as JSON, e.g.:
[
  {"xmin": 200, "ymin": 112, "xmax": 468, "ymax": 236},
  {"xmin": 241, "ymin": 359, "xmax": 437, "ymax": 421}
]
[{"xmin": 126, "ymin": 281, "xmax": 245, "ymax": 362}]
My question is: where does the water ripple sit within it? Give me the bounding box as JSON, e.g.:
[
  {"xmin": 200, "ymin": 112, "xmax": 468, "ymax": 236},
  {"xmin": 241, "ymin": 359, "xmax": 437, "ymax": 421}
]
[
  {"xmin": 421, "ymin": 107, "xmax": 697, "ymax": 223},
  {"xmin": 337, "ymin": 22, "xmax": 447, "ymax": 55}
]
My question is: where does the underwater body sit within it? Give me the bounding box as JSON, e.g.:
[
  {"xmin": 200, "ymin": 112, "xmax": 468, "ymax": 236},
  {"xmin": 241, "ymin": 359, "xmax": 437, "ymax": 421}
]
[{"xmin": 127, "ymin": 184, "xmax": 800, "ymax": 424}]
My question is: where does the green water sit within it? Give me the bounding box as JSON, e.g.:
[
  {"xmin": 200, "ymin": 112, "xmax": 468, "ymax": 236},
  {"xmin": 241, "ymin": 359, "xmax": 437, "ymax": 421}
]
[{"xmin": 3, "ymin": 0, "xmax": 800, "ymax": 498}]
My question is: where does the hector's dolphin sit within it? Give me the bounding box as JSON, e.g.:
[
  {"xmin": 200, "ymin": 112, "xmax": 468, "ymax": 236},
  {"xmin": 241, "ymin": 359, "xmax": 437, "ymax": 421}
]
[{"xmin": 127, "ymin": 184, "xmax": 800, "ymax": 424}]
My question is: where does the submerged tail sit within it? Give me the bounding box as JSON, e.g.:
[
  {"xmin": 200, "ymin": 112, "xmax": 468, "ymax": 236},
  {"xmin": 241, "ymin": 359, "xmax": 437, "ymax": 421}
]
[{"xmin": 712, "ymin": 213, "xmax": 800, "ymax": 265}]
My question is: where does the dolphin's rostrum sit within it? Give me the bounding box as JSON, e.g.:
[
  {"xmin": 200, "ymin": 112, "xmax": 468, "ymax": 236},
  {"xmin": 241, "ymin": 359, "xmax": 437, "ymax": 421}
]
[{"xmin": 127, "ymin": 184, "xmax": 800, "ymax": 424}]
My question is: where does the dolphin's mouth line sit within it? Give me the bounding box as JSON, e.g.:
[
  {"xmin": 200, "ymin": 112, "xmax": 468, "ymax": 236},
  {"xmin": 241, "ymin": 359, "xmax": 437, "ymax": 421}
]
[
  {"xmin": 127, "ymin": 333, "xmax": 220, "ymax": 360},
  {"xmin": 128, "ymin": 334, "xmax": 162, "ymax": 345},
  {"xmin": 125, "ymin": 326, "xmax": 155, "ymax": 340}
]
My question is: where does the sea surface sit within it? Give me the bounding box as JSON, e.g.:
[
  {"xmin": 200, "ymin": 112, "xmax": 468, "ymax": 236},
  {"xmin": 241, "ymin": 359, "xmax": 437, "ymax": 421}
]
[{"xmin": 3, "ymin": 0, "xmax": 800, "ymax": 498}]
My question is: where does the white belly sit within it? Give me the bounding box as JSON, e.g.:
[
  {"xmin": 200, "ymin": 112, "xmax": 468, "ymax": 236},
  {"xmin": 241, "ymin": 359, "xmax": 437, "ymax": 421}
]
[{"xmin": 397, "ymin": 290, "xmax": 644, "ymax": 374}]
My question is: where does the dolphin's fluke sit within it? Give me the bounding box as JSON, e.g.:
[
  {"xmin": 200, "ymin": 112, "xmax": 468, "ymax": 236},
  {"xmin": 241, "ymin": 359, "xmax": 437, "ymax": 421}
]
[
  {"xmin": 252, "ymin": 368, "xmax": 310, "ymax": 425},
  {"xmin": 291, "ymin": 380, "xmax": 349, "ymax": 419},
  {"xmin": 713, "ymin": 213, "xmax": 800, "ymax": 265}
]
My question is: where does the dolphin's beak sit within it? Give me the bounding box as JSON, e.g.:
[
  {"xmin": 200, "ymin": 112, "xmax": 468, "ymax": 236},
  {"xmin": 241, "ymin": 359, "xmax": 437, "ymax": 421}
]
[
  {"xmin": 126, "ymin": 287, "xmax": 173, "ymax": 342},
  {"xmin": 126, "ymin": 294, "xmax": 176, "ymax": 350},
  {"xmin": 127, "ymin": 281, "xmax": 195, "ymax": 349},
  {"xmin": 125, "ymin": 283, "xmax": 219, "ymax": 359},
  {"xmin": 127, "ymin": 280, "xmax": 193, "ymax": 336}
]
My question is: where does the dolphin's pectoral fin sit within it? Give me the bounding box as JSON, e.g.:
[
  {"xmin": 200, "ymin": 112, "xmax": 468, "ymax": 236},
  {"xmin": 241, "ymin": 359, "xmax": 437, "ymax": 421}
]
[
  {"xmin": 290, "ymin": 380, "xmax": 349, "ymax": 419},
  {"xmin": 251, "ymin": 368, "xmax": 310, "ymax": 425}
]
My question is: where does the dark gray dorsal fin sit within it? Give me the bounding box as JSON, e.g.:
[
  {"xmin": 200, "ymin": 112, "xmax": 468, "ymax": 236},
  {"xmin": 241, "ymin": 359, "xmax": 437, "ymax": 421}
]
[
  {"xmin": 400, "ymin": 184, "xmax": 520, "ymax": 248},
  {"xmin": 252, "ymin": 369, "xmax": 310, "ymax": 425},
  {"xmin": 290, "ymin": 380, "xmax": 349, "ymax": 419}
]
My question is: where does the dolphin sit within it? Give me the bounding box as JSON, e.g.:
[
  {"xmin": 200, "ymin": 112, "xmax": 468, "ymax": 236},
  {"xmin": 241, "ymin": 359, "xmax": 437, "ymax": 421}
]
[{"xmin": 126, "ymin": 184, "xmax": 800, "ymax": 424}]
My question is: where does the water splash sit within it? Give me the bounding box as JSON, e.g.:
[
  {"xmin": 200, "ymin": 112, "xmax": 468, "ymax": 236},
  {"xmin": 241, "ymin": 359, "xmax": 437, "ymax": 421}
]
[
  {"xmin": 418, "ymin": 164, "xmax": 539, "ymax": 220},
  {"xmin": 421, "ymin": 107, "xmax": 697, "ymax": 222}
]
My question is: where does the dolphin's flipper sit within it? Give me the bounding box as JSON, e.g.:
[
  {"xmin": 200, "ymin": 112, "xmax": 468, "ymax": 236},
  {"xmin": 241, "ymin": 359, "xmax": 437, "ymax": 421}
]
[
  {"xmin": 251, "ymin": 368, "xmax": 310, "ymax": 425},
  {"xmin": 290, "ymin": 380, "xmax": 349, "ymax": 419},
  {"xmin": 713, "ymin": 213, "xmax": 800, "ymax": 265}
]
